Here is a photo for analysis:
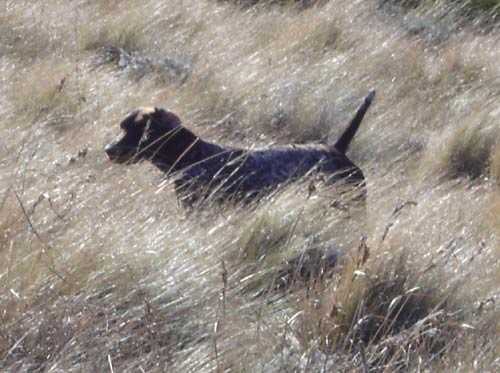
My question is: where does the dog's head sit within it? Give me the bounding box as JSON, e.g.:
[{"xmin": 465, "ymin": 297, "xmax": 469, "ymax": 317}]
[{"xmin": 105, "ymin": 107, "xmax": 194, "ymax": 166}]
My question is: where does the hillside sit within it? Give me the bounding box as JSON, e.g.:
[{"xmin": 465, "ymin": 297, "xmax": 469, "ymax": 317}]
[{"xmin": 0, "ymin": 0, "xmax": 499, "ymax": 371}]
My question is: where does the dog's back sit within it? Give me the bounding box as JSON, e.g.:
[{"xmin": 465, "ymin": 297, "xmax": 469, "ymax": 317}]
[{"xmin": 175, "ymin": 91, "xmax": 375, "ymax": 204}]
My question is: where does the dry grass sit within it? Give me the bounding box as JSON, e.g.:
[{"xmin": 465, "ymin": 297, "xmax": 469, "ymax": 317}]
[
  {"xmin": 1, "ymin": 0, "xmax": 499, "ymax": 371},
  {"xmin": 490, "ymin": 142, "xmax": 500, "ymax": 184},
  {"xmin": 79, "ymin": 7, "xmax": 147, "ymax": 52},
  {"xmin": 389, "ymin": 0, "xmax": 500, "ymax": 13},
  {"xmin": 295, "ymin": 251, "xmax": 461, "ymax": 370},
  {"xmin": 8, "ymin": 59, "xmax": 86, "ymax": 131},
  {"xmin": 423, "ymin": 111, "xmax": 499, "ymax": 180}
]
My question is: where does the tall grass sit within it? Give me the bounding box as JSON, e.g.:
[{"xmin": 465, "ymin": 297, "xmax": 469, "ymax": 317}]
[
  {"xmin": 389, "ymin": 0, "xmax": 500, "ymax": 13},
  {"xmin": 0, "ymin": 0, "xmax": 498, "ymax": 371}
]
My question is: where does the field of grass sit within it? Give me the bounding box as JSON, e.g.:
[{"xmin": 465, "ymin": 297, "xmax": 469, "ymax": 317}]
[{"xmin": 0, "ymin": 0, "xmax": 499, "ymax": 371}]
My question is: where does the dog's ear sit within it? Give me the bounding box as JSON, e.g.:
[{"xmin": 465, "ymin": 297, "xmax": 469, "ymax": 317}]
[
  {"xmin": 151, "ymin": 107, "xmax": 167, "ymax": 122},
  {"xmin": 151, "ymin": 108, "xmax": 182, "ymax": 129},
  {"xmin": 153, "ymin": 107, "xmax": 167, "ymax": 119}
]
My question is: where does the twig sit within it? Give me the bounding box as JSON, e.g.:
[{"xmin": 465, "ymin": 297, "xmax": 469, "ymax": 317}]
[
  {"xmin": 14, "ymin": 191, "xmax": 48, "ymax": 245},
  {"xmin": 4, "ymin": 328, "xmax": 32, "ymax": 360},
  {"xmin": 212, "ymin": 111, "xmax": 236, "ymax": 127},
  {"xmin": 29, "ymin": 193, "xmax": 66, "ymax": 221},
  {"xmin": 107, "ymin": 354, "xmax": 115, "ymax": 373},
  {"xmin": 359, "ymin": 343, "xmax": 369, "ymax": 373},
  {"xmin": 220, "ymin": 259, "xmax": 228, "ymax": 318},
  {"xmin": 46, "ymin": 194, "xmax": 66, "ymax": 220},
  {"xmin": 13, "ymin": 191, "xmax": 66, "ymax": 281},
  {"xmin": 356, "ymin": 235, "xmax": 370, "ymax": 268},
  {"xmin": 213, "ymin": 320, "xmax": 220, "ymax": 373},
  {"xmin": 380, "ymin": 200, "xmax": 417, "ymax": 244}
]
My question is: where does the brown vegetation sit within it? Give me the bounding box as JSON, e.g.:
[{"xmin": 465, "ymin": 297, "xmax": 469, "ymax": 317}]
[{"xmin": 0, "ymin": 0, "xmax": 498, "ymax": 371}]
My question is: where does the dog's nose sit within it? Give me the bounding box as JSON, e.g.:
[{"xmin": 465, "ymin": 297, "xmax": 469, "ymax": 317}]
[{"xmin": 104, "ymin": 143, "xmax": 116, "ymax": 157}]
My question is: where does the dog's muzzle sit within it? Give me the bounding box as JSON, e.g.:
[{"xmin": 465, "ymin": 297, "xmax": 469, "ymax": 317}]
[{"xmin": 105, "ymin": 142, "xmax": 137, "ymax": 163}]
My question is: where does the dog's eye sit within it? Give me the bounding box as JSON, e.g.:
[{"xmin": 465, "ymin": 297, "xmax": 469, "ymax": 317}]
[{"xmin": 120, "ymin": 118, "xmax": 137, "ymax": 131}]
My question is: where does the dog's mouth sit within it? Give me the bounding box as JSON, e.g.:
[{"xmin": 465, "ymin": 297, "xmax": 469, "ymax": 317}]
[
  {"xmin": 107, "ymin": 153, "xmax": 137, "ymax": 164},
  {"xmin": 105, "ymin": 144, "xmax": 141, "ymax": 164}
]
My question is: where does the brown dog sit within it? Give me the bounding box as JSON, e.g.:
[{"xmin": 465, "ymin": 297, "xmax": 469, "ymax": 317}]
[{"xmin": 105, "ymin": 90, "xmax": 375, "ymax": 206}]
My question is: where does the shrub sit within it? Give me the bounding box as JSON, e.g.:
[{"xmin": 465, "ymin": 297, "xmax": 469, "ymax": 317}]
[
  {"xmin": 425, "ymin": 118, "xmax": 498, "ymax": 180},
  {"xmin": 295, "ymin": 250, "xmax": 463, "ymax": 371}
]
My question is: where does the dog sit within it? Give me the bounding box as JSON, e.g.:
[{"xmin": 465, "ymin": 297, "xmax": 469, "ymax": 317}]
[{"xmin": 105, "ymin": 90, "xmax": 375, "ymax": 206}]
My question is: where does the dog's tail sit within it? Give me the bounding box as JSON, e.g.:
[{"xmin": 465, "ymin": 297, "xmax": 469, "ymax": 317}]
[{"xmin": 333, "ymin": 90, "xmax": 376, "ymax": 154}]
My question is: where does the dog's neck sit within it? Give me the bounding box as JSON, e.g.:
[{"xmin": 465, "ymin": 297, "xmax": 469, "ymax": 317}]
[{"xmin": 150, "ymin": 126, "xmax": 226, "ymax": 173}]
